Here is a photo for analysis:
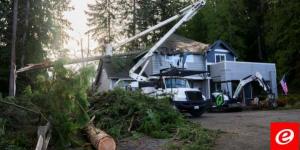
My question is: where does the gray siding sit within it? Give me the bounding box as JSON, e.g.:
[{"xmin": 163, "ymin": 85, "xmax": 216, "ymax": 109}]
[
  {"xmin": 97, "ymin": 69, "xmax": 112, "ymax": 92},
  {"xmin": 210, "ymin": 61, "xmax": 278, "ymax": 98}
]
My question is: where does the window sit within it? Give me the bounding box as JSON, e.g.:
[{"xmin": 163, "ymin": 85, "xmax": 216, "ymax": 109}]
[
  {"xmin": 215, "ymin": 54, "xmax": 226, "ymax": 63},
  {"xmin": 164, "ymin": 55, "xmax": 180, "ymax": 67},
  {"xmin": 165, "ymin": 78, "xmax": 190, "ymax": 88},
  {"xmin": 186, "ymin": 55, "xmax": 194, "ymax": 63}
]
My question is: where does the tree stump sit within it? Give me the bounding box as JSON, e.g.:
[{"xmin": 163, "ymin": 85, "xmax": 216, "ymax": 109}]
[{"xmin": 85, "ymin": 123, "xmax": 116, "ymax": 150}]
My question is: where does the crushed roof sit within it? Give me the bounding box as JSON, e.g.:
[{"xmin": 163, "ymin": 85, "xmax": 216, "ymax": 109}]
[
  {"xmin": 157, "ymin": 34, "xmax": 209, "ymax": 55},
  {"xmin": 97, "ymin": 34, "xmax": 209, "ymax": 79},
  {"xmin": 101, "ymin": 54, "xmax": 136, "ymax": 79}
]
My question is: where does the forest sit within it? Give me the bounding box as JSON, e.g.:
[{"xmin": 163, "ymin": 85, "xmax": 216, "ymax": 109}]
[{"xmin": 0, "ymin": 0, "xmax": 299, "ymax": 149}]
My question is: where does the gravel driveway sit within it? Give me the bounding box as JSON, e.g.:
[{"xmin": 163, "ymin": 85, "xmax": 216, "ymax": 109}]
[{"xmin": 191, "ymin": 109, "xmax": 300, "ymax": 150}]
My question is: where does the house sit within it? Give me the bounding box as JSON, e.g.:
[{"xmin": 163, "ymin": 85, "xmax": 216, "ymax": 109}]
[
  {"xmin": 94, "ymin": 34, "xmax": 278, "ymax": 105},
  {"xmin": 206, "ymin": 41, "xmax": 278, "ymax": 105},
  {"xmin": 94, "ymin": 34, "xmax": 211, "ymax": 98}
]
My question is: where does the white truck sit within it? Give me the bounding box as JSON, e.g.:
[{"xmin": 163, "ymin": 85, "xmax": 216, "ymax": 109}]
[{"xmin": 107, "ymin": 0, "xmax": 208, "ymax": 117}]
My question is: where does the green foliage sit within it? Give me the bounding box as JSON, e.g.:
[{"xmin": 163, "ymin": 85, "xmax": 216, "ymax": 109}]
[
  {"xmin": 165, "ymin": 123, "xmax": 220, "ymax": 150},
  {"xmin": 87, "ymin": 0, "xmax": 191, "ymax": 51},
  {"xmin": 0, "ymin": 118, "xmax": 6, "ymax": 136},
  {"xmin": 22, "ymin": 63, "xmax": 95, "ymax": 148},
  {"xmin": 90, "ymin": 89, "xmax": 219, "ymax": 149},
  {"xmin": 90, "ymin": 88, "xmax": 185, "ymax": 139},
  {"xmin": 0, "ymin": 98, "xmax": 34, "ymax": 149},
  {"xmin": 278, "ymin": 94, "xmax": 300, "ymax": 109},
  {"xmin": 0, "ymin": 0, "xmax": 72, "ymax": 96},
  {"xmin": 264, "ymin": 0, "xmax": 300, "ymax": 90}
]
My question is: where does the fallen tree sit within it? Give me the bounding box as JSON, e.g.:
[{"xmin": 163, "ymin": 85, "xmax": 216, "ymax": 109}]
[
  {"xmin": 86, "ymin": 120, "xmax": 116, "ymax": 150},
  {"xmin": 16, "ymin": 50, "xmax": 144, "ymax": 73},
  {"xmin": 4, "ymin": 63, "xmax": 117, "ymax": 149},
  {"xmin": 16, "ymin": 56, "xmax": 101, "ymax": 73}
]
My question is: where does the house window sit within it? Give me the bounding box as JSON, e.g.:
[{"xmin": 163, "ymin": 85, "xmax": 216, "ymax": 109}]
[
  {"xmin": 165, "ymin": 55, "xmax": 180, "ymax": 67},
  {"xmin": 186, "ymin": 55, "xmax": 194, "ymax": 63},
  {"xmin": 215, "ymin": 54, "xmax": 226, "ymax": 63}
]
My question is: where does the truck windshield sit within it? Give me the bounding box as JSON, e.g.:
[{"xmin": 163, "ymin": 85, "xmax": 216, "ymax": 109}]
[{"xmin": 165, "ymin": 78, "xmax": 189, "ymax": 88}]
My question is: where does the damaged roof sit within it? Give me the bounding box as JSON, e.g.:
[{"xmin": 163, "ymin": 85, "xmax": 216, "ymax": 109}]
[
  {"xmin": 157, "ymin": 34, "xmax": 209, "ymax": 55},
  {"xmin": 96, "ymin": 34, "xmax": 209, "ymax": 79},
  {"xmin": 100, "ymin": 54, "xmax": 136, "ymax": 79}
]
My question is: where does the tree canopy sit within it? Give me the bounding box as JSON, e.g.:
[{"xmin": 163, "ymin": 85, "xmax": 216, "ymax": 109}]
[
  {"xmin": 86, "ymin": 0, "xmax": 299, "ymax": 91},
  {"xmin": 0, "ymin": 0, "xmax": 72, "ymax": 95}
]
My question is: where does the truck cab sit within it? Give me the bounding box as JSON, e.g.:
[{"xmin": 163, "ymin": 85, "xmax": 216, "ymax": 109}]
[
  {"xmin": 136, "ymin": 77, "xmax": 207, "ymax": 117},
  {"xmin": 163, "ymin": 77, "xmax": 207, "ymax": 117}
]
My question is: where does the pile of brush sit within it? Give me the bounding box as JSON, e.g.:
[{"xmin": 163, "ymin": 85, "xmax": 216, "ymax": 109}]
[{"xmin": 89, "ymin": 88, "xmax": 185, "ymax": 139}]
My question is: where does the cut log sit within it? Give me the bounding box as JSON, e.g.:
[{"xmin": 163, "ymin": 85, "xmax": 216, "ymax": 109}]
[{"xmin": 85, "ymin": 123, "xmax": 116, "ymax": 150}]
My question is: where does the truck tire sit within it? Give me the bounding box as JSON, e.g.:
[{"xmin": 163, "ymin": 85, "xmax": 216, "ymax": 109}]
[{"xmin": 190, "ymin": 110, "xmax": 205, "ymax": 117}]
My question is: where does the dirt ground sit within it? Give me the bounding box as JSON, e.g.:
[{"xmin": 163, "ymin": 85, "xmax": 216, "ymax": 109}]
[
  {"xmin": 191, "ymin": 109, "xmax": 300, "ymax": 150},
  {"xmin": 118, "ymin": 109, "xmax": 300, "ymax": 150}
]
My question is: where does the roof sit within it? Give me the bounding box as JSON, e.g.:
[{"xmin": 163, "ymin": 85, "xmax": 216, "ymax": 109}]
[
  {"xmin": 100, "ymin": 54, "xmax": 136, "ymax": 79},
  {"xmin": 157, "ymin": 34, "xmax": 209, "ymax": 55},
  {"xmin": 95, "ymin": 34, "xmax": 209, "ymax": 79},
  {"xmin": 208, "ymin": 40, "xmax": 238, "ymax": 56}
]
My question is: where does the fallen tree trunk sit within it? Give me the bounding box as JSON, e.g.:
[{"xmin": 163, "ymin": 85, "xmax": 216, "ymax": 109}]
[
  {"xmin": 16, "ymin": 56, "xmax": 101, "ymax": 73},
  {"xmin": 17, "ymin": 50, "xmax": 145, "ymax": 74},
  {"xmin": 85, "ymin": 123, "xmax": 116, "ymax": 150}
]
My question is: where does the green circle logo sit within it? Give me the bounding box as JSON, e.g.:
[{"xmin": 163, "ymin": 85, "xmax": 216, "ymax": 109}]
[{"xmin": 216, "ymin": 94, "xmax": 224, "ymax": 107}]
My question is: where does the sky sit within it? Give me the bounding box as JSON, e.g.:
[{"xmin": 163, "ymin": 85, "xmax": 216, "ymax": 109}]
[{"xmin": 63, "ymin": 0, "xmax": 98, "ymax": 59}]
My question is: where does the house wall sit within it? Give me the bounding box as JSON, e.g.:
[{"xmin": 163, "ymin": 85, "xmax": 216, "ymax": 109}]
[
  {"xmin": 206, "ymin": 49, "xmax": 235, "ymax": 63},
  {"xmin": 96, "ymin": 69, "xmax": 112, "ymax": 92},
  {"xmin": 151, "ymin": 53, "xmax": 206, "ymax": 75},
  {"xmin": 210, "ymin": 61, "xmax": 278, "ymax": 99}
]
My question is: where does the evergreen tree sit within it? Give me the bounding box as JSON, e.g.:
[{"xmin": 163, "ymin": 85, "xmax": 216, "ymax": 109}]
[
  {"xmin": 87, "ymin": 0, "xmax": 191, "ymax": 51},
  {"xmin": 0, "ymin": 0, "xmax": 72, "ymax": 95},
  {"xmin": 265, "ymin": 0, "xmax": 300, "ymax": 90}
]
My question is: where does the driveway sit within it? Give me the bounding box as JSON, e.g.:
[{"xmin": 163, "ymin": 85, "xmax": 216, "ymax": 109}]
[{"xmin": 191, "ymin": 109, "xmax": 300, "ymax": 150}]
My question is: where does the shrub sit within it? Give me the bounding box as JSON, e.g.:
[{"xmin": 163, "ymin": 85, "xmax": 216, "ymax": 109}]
[
  {"xmin": 90, "ymin": 88, "xmax": 185, "ymax": 139},
  {"xmin": 278, "ymin": 94, "xmax": 300, "ymax": 108}
]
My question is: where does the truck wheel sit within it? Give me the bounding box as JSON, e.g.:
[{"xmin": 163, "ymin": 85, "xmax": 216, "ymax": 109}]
[{"xmin": 190, "ymin": 110, "xmax": 204, "ymax": 117}]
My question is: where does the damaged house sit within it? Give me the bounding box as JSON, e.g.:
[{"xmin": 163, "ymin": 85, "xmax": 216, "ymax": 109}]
[{"xmin": 94, "ymin": 34, "xmax": 278, "ymax": 105}]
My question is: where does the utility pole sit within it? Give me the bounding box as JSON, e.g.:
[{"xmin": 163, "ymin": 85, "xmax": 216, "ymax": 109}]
[
  {"xmin": 80, "ymin": 38, "xmax": 84, "ymax": 66},
  {"xmin": 87, "ymin": 33, "xmax": 90, "ymax": 57},
  {"xmin": 9, "ymin": 0, "xmax": 19, "ymax": 96},
  {"xmin": 132, "ymin": 0, "xmax": 136, "ymax": 49}
]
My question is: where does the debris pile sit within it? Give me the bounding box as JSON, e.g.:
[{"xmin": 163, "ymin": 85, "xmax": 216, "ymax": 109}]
[
  {"xmin": 89, "ymin": 89, "xmax": 219, "ymax": 149},
  {"xmin": 0, "ymin": 63, "xmax": 218, "ymax": 150},
  {"xmin": 89, "ymin": 89, "xmax": 185, "ymax": 139}
]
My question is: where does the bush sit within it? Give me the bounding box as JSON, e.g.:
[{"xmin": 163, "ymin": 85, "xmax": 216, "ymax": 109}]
[
  {"xmin": 90, "ymin": 88, "xmax": 185, "ymax": 139},
  {"xmin": 278, "ymin": 94, "xmax": 300, "ymax": 108}
]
